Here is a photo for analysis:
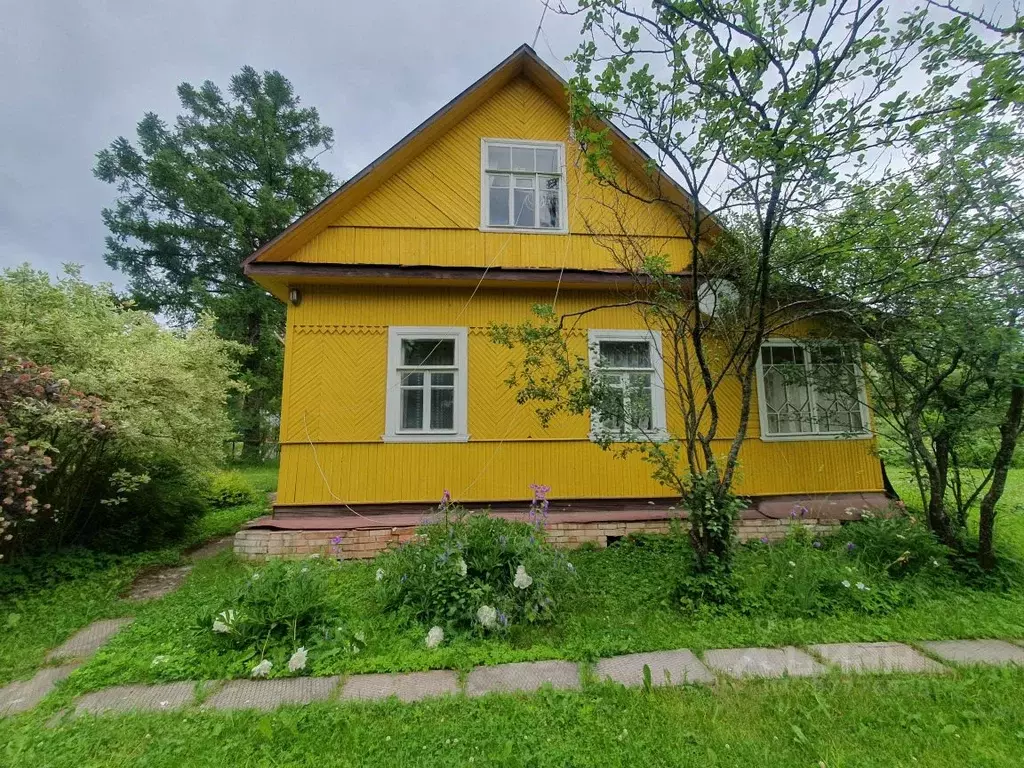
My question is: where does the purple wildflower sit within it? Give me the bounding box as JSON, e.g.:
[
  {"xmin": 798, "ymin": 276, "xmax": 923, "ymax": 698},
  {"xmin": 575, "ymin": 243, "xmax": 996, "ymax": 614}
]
[
  {"xmin": 497, "ymin": 611, "xmax": 509, "ymax": 628},
  {"xmin": 440, "ymin": 489, "xmax": 451, "ymax": 511},
  {"xmin": 846, "ymin": 541, "xmax": 856, "ymax": 552},
  {"xmin": 759, "ymin": 536, "xmax": 770, "ymax": 545},
  {"xmin": 790, "ymin": 505, "xmax": 809, "ymax": 519},
  {"xmin": 528, "ymin": 483, "xmax": 551, "ymax": 530},
  {"xmin": 330, "ymin": 535, "xmax": 344, "ymax": 557},
  {"xmin": 812, "ymin": 540, "xmax": 822, "ymax": 549}
]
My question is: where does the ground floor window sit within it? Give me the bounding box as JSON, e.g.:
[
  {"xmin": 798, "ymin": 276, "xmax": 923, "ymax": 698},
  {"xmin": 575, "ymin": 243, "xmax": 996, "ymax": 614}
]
[
  {"xmin": 587, "ymin": 329, "xmax": 668, "ymax": 442},
  {"xmin": 756, "ymin": 339, "xmax": 870, "ymax": 440},
  {"xmin": 384, "ymin": 327, "xmax": 468, "ymax": 442}
]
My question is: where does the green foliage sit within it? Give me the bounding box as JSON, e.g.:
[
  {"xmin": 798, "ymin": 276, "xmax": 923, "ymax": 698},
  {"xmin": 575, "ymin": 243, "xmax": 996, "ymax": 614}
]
[
  {"xmin": 378, "ymin": 510, "xmax": 577, "ymax": 634},
  {"xmin": 0, "ymin": 266, "xmax": 240, "ymax": 554},
  {"xmin": 201, "ymin": 558, "xmax": 337, "ymax": 651},
  {"xmin": 206, "ymin": 470, "xmax": 257, "ymax": 509},
  {"xmin": 844, "ymin": 510, "xmax": 953, "ymax": 578},
  {"xmin": 94, "ymin": 66, "xmax": 336, "ymax": 458}
]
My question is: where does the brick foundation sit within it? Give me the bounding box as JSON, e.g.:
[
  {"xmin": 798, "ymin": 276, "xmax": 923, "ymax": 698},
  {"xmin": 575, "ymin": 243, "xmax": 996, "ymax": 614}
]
[{"xmin": 233, "ymin": 516, "xmax": 847, "ymax": 561}]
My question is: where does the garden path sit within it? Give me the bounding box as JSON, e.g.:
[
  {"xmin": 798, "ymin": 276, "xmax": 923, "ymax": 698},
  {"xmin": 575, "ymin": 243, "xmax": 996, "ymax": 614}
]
[{"xmin": 5, "ymin": 638, "xmax": 1024, "ymax": 719}]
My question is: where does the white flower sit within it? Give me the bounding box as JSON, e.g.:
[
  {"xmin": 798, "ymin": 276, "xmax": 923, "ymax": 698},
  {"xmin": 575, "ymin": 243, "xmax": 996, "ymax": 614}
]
[
  {"xmin": 251, "ymin": 659, "xmax": 273, "ymax": 678},
  {"xmin": 354, "ymin": 631, "xmax": 366, "ymax": 643},
  {"xmin": 252, "ymin": 573, "xmax": 260, "ymax": 581},
  {"xmin": 151, "ymin": 655, "xmax": 169, "ymax": 666},
  {"xmin": 477, "ymin": 605, "xmax": 498, "ymax": 629},
  {"xmin": 513, "ymin": 565, "xmax": 533, "ymax": 589},
  {"xmin": 301, "ymin": 566, "xmax": 309, "ymax": 573},
  {"xmin": 425, "ymin": 626, "xmax": 444, "ymax": 649},
  {"xmin": 212, "ymin": 609, "xmax": 235, "ymax": 634},
  {"xmin": 841, "ymin": 580, "xmax": 851, "ymax": 588},
  {"xmin": 566, "ymin": 562, "xmax": 575, "ymax": 574},
  {"xmin": 788, "ymin": 561, "xmax": 796, "ymax": 567},
  {"xmin": 376, "ymin": 568, "xmax": 385, "ymax": 582},
  {"xmin": 288, "ymin": 647, "xmax": 308, "ymax": 672},
  {"xmin": 856, "ymin": 582, "xmax": 869, "ymax": 591},
  {"xmin": 455, "ymin": 558, "xmax": 467, "ymax": 577}
]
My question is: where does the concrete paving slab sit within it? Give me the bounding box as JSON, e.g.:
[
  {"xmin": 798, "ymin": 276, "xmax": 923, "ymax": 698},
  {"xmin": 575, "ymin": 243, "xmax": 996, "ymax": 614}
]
[
  {"xmin": 702, "ymin": 646, "xmax": 825, "ymax": 679},
  {"xmin": 203, "ymin": 676, "xmax": 340, "ymax": 711},
  {"xmin": 920, "ymin": 639, "xmax": 1024, "ymax": 667},
  {"xmin": 126, "ymin": 566, "xmax": 193, "ymax": 601},
  {"xmin": 0, "ymin": 664, "xmax": 80, "ymax": 716},
  {"xmin": 595, "ymin": 650, "xmax": 715, "ymax": 687},
  {"xmin": 46, "ymin": 618, "xmax": 134, "ymax": 662},
  {"xmin": 340, "ymin": 671, "xmax": 460, "ymax": 702},
  {"xmin": 73, "ymin": 682, "xmax": 198, "ymax": 715},
  {"xmin": 810, "ymin": 642, "xmax": 947, "ymax": 674},
  {"xmin": 465, "ymin": 661, "xmax": 580, "ymax": 697}
]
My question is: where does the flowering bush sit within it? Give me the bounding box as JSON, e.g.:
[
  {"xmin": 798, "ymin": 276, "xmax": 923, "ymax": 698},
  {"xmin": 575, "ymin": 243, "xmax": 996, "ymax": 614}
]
[
  {"xmin": 203, "ymin": 558, "xmax": 336, "ymax": 649},
  {"xmin": 0, "ymin": 356, "xmax": 109, "ymax": 560},
  {"xmin": 841, "ymin": 508, "xmax": 951, "ymax": 577},
  {"xmin": 376, "ymin": 507, "xmax": 577, "ymax": 636}
]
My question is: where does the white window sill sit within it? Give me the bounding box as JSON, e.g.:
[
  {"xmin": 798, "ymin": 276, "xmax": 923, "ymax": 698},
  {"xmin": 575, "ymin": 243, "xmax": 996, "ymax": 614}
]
[
  {"xmin": 479, "ymin": 225, "xmax": 568, "ymax": 235},
  {"xmin": 589, "ymin": 430, "xmax": 672, "ymax": 444},
  {"xmin": 381, "ymin": 433, "xmax": 470, "ymax": 443},
  {"xmin": 758, "ymin": 431, "xmax": 873, "ymax": 443}
]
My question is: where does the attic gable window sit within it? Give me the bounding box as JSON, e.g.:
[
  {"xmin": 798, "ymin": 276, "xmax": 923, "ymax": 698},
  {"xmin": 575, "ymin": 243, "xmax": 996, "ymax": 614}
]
[{"xmin": 481, "ymin": 139, "xmax": 567, "ymax": 232}]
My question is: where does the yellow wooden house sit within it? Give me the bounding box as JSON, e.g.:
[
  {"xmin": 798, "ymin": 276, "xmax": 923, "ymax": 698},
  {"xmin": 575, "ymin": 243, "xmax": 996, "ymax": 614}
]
[{"xmin": 240, "ymin": 45, "xmax": 885, "ymax": 555}]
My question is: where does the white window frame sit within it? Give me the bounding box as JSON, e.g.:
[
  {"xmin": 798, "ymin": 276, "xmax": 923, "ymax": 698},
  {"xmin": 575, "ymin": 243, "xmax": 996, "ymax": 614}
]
[
  {"xmin": 384, "ymin": 326, "xmax": 469, "ymax": 443},
  {"xmin": 755, "ymin": 338, "xmax": 872, "ymax": 442},
  {"xmin": 480, "ymin": 138, "xmax": 569, "ymax": 234},
  {"xmin": 587, "ymin": 329, "xmax": 669, "ymax": 443}
]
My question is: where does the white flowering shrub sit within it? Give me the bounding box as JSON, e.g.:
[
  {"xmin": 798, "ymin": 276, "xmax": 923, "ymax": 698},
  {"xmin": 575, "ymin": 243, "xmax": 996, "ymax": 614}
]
[{"xmin": 377, "ymin": 510, "xmax": 576, "ymax": 633}]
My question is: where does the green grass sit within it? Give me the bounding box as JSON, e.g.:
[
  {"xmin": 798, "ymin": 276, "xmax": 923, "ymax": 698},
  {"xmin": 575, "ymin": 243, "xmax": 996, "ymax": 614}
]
[
  {"xmin": 57, "ymin": 474, "xmax": 1024, "ymax": 694},
  {"xmin": 4, "ymin": 668, "xmax": 1024, "ymax": 767},
  {"xmin": 0, "ymin": 464, "xmax": 278, "ymax": 686}
]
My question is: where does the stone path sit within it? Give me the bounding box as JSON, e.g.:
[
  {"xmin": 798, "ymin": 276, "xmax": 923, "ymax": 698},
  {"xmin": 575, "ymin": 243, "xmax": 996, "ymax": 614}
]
[
  {"xmin": 5, "ymin": 638, "xmax": 1021, "ymax": 719},
  {"xmin": 0, "ymin": 535, "xmax": 236, "ymax": 718}
]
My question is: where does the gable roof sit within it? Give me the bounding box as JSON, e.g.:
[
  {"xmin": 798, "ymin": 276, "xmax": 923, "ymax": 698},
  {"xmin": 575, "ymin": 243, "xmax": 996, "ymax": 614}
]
[{"xmin": 243, "ymin": 44, "xmax": 712, "ymax": 272}]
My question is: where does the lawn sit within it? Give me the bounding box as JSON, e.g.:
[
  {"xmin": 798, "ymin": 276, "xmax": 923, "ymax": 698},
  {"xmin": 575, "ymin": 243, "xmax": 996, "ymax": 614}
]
[
  {"xmin": 0, "ymin": 465, "xmax": 275, "ymax": 686},
  {"xmin": 51, "ymin": 469, "xmax": 1024, "ymax": 696},
  {"xmin": 3, "ymin": 668, "xmax": 1024, "ymax": 767},
  {"xmin": 3, "ymin": 463, "xmax": 1024, "ymax": 768}
]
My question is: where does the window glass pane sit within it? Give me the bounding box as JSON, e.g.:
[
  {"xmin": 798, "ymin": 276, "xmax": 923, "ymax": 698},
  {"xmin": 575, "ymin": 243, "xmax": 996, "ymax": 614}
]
[
  {"xmin": 402, "ymin": 339, "xmax": 455, "ymax": 366},
  {"xmin": 539, "ymin": 177, "xmax": 560, "ymax": 228},
  {"xmin": 599, "ymin": 340, "xmax": 651, "ymax": 368},
  {"xmin": 430, "ymin": 387, "xmax": 454, "ymax": 430},
  {"xmin": 763, "ymin": 359, "xmax": 813, "ymax": 434},
  {"xmin": 488, "ymin": 177, "xmax": 510, "ymax": 226},
  {"xmin": 511, "ymin": 146, "xmax": 534, "ymax": 172},
  {"xmin": 401, "ymin": 388, "xmax": 424, "ymax": 430},
  {"xmin": 513, "ymin": 186, "xmax": 535, "ymax": 226},
  {"xmin": 597, "ymin": 374, "xmax": 626, "ymax": 431},
  {"xmin": 628, "ymin": 373, "xmax": 654, "ymax": 430},
  {"xmin": 431, "ymin": 372, "xmax": 454, "ymax": 387},
  {"xmin": 487, "ymin": 145, "xmax": 511, "ymax": 170},
  {"xmin": 400, "ymin": 372, "xmax": 424, "ymax": 387},
  {"xmin": 536, "ymin": 147, "xmax": 558, "ymax": 173}
]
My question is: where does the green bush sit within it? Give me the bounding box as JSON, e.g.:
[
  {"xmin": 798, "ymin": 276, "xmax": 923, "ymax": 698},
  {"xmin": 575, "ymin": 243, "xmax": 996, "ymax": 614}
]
[
  {"xmin": 842, "ymin": 509, "xmax": 952, "ymax": 577},
  {"xmin": 206, "ymin": 471, "xmax": 257, "ymax": 508},
  {"xmin": 0, "ymin": 265, "xmax": 241, "ymax": 556},
  {"xmin": 377, "ymin": 510, "xmax": 577, "ymax": 636},
  {"xmin": 203, "ymin": 558, "xmax": 333, "ymax": 648}
]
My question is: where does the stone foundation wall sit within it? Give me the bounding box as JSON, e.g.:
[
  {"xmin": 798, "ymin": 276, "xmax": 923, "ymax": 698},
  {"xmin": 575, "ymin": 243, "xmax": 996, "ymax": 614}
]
[{"xmin": 234, "ymin": 517, "xmax": 846, "ymax": 560}]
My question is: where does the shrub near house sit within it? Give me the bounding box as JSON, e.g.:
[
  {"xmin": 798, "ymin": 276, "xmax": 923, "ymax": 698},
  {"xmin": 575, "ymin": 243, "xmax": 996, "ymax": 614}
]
[{"xmin": 0, "ymin": 265, "xmax": 241, "ymax": 556}]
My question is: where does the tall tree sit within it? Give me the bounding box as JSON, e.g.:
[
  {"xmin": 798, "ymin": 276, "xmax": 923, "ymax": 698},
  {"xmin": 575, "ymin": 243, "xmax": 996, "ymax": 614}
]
[
  {"xmin": 95, "ymin": 67, "xmax": 335, "ymax": 459},
  {"xmin": 494, "ymin": 0, "xmax": 940, "ymax": 576}
]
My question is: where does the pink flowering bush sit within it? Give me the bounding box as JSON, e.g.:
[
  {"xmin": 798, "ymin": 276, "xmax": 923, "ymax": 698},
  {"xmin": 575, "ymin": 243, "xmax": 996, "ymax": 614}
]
[{"xmin": 0, "ymin": 356, "xmax": 108, "ymax": 561}]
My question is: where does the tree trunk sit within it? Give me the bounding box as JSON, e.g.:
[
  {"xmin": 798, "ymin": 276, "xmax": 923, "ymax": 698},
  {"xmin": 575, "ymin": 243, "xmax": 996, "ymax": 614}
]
[
  {"xmin": 924, "ymin": 430, "xmax": 962, "ymax": 549},
  {"xmin": 978, "ymin": 383, "xmax": 1024, "ymax": 570}
]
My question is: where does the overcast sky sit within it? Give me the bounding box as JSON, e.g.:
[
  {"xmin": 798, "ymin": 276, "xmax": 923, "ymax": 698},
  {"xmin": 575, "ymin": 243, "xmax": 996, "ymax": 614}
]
[{"xmin": 0, "ymin": 0, "xmax": 581, "ymax": 288}]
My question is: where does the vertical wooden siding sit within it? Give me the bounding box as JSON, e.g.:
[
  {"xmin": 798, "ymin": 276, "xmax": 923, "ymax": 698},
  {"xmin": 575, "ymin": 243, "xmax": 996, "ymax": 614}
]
[{"xmin": 276, "ymin": 285, "xmax": 883, "ymax": 505}]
